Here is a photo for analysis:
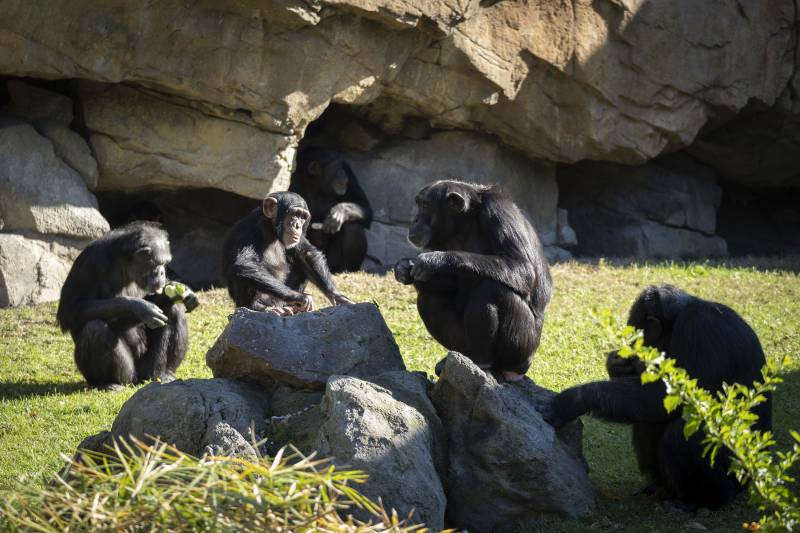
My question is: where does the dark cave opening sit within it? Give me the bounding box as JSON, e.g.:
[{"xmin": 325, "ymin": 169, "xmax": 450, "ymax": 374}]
[
  {"xmin": 716, "ymin": 183, "xmax": 800, "ymax": 256},
  {"xmin": 97, "ymin": 189, "xmax": 259, "ymax": 288}
]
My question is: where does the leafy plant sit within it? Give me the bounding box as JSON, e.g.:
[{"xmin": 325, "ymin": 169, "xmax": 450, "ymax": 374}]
[
  {"xmin": 0, "ymin": 438, "xmax": 428, "ymax": 532},
  {"xmin": 594, "ymin": 309, "xmax": 799, "ymax": 532}
]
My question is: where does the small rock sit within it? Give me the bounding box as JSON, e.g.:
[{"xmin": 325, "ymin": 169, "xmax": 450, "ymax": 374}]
[
  {"xmin": 431, "ymin": 352, "xmax": 595, "ymax": 532},
  {"xmin": 206, "ymin": 303, "xmax": 405, "ymax": 390},
  {"xmin": 316, "ymin": 374, "xmax": 446, "ymax": 530}
]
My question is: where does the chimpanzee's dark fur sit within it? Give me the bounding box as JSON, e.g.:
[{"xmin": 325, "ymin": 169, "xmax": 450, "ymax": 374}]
[
  {"xmin": 221, "ymin": 191, "xmax": 349, "ymax": 311},
  {"xmin": 395, "ymin": 179, "xmax": 552, "ymax": 376},
  {"xmin": 290, "ymin": 148, "xmax": 372, "ymax": 273},
  {"xmin": 57, "ymin": 222, "xmax": 191, "ymax": 389},
  {"xmin": 547, "ymin": 284, "xmax": 771, "ymax": 509}
]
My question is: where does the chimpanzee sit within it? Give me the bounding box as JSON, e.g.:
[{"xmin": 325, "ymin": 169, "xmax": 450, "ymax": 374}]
[
  {"xmin": 221, "ymin": 191, "xmax": 354, "ymax": 315},
  {"xmin": 290, "ymin": 148, "xmax": 372, "ymax": 273},
  {"xmin": 394, "ymin": 179, "xmax": 552, "ymax": 381},
  {"xmin": 57, "ymin": 222, "xmax": 199, "ymax": 390},
  {"xmin": 545, "ymin": 284, "xmax": 771, "ymax": 509}
]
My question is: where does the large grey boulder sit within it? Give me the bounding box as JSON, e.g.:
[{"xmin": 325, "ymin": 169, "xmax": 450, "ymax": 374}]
[
  {"xmin": 0, "ymin": 120, "xmax": 109, "ymax": 239},
  {"xmin": 431, "ymin": 352, "xmax": 594, "ymax": 532},
  {"xmin": 80, "ymin": 83, "xmax": 295, "ymax": 198},
  {"xmin": 0, "ymin": 233, "xmax": 84, "ymax": 307},
  {"xmin": 207, "ymin": 303, "xmax": 405, "ymax": 390},
  {"xmin": 560, "ymin": 156, "xmax": 728, "ymax": 258},
  {"xmin": 316, "ymin": 373, "xmax": 446, "ymax": 530},
  {"xmin": 85, "ymin": 379, "xmax": 272, "ymax": 459},
  {"xmin": 34, "ymin": 119, "xmax": 99, "ymax": 190}
]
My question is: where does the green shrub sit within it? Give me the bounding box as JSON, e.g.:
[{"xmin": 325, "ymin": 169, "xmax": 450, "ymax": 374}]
[
  {"xmin": 0, "ymin": 439, "xmax": 427, "ymax": 532},
  {"xmin": 596, "ymin": 309, "xmax": 799, "ymax": 532}
]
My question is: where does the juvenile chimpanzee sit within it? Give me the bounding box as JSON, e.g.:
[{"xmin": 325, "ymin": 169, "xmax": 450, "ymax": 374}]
[
  {"xmin": 394, "ymin": 179, "xmax": 552, "ymax": 381},
  {"xmin": 546, "ymin": 284, "xmax": 771, "ymax": 509},
  {"xmin": 290, "ymin": 148, "xmax": 372, "ymax": 273},
  {"xmin": 221, "ymin": 191, "xmax": 354, "ymax": 315},
  {"xmin": 57, "ymin": 222, "xmax": 199, "ymax": 390}
]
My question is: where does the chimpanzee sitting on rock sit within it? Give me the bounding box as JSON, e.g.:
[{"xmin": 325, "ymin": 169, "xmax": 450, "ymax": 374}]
[
  {"xmin": 290, "ymin": 148, "xmax": 372, "ymax": 273},
  {"xmin": 57, "ymin": 222, "xmax": 199, "ymax": 390},
  {"xmin": 545, "ymin": 285, "xmax": 771, "ymax": 510},
  {"xmin": 395, "ymin": 179, "xmax": 552, "ymax": 381},
  {"xmin": 222, "ymin": 191, "xmax": 354, "ymax": 315}
]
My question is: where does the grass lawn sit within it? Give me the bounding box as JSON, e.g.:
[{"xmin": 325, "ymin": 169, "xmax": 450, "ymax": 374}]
[{"xmin": 1, "ymin": 258, "xmax": 799, "ymax": 532}]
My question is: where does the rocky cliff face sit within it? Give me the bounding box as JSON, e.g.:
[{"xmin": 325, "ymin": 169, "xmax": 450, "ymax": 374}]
[{"xmin": 0, "ymin": 0, "xmax": 798, "ymax": 305}]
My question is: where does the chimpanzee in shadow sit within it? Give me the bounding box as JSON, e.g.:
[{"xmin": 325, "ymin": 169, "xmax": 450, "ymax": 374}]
[
  {"xmin": 221, "ymin": 191, "xmax": 354, "ymax": 315},
  {"xmin": 394, "ymin": 179, "xmax": 552, "ymax": 381},
  {"xmin": 290, "ymin": 148, "xmax": 372, "ymax": 273},
  {"xmin": 57, "ymin": 222, "xmax": 199, "ymax": 390},
  {"xmin": 545, "ymin": 284, "xmax": 771, "ymax": 510}
]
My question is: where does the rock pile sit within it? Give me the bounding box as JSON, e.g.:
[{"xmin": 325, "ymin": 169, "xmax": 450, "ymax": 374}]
[{"xmin": 78, "ymin": 304, "xmax": 595, "ymax": 531}]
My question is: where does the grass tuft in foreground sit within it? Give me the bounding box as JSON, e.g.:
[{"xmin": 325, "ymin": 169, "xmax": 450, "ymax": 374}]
[{"xmin": 0, "ymin": 438, "xmax": 426, "ymax": 532}]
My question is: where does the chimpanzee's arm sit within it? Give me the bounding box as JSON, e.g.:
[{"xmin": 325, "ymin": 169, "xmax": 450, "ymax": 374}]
[
  {"xmin": 342, "ymin": 162, "xmax": 373, "ymax": 225},
  {"xmin": 294, "ymin": 241, "xmax": 338, "ymax": 299},
  {"xmin": 232, "ymin": 248, "xmax": 306, "ymax": 303},
  {"xmin": 413, "ymin": 251, "xmax": 532, "ymax": 296},
  {"xmin": 72, "ymin": 297, "xmax": 168, "ymax": 330},
  {"xmin": 547, "ymin": 377, "xmax": 671, "ymax": 428}
]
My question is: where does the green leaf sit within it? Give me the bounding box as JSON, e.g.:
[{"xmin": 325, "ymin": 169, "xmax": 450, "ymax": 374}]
[
  {"xmin": 663, "ymin": 395, "xmax": 682, "ymax": 413},
  {"xmin": 641, "ymin": 371, "xmax": 659, "ymax": 384}
]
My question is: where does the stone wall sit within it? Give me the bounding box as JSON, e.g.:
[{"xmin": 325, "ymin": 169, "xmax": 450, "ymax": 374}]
[{"xmin": 0, "ymin": 0, "xmax": 799, "ymax": 304}]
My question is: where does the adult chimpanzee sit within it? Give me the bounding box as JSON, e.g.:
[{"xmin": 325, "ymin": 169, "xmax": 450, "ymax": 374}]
[
  {"xmin": 290, "ymin": 148, "xmax": 372, "ymax": 273},
  {"xmin": 57, "ymin": 222, "xmax": 199, "ymax": 390},
  {"xmin": 546, "ymin": 284, "xmax": 771, "ymax": 509},
  {"xmin": 394, "ymin": 179, "xmax": 552, "ymax": 381},
  {"xmin": 221, "ymin": 191, "xmax": 354, "ymax": 315}
]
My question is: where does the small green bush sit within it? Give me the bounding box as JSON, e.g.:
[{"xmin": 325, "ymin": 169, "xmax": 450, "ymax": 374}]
[
  {"xmin": 0, "ymin": 439, "xmax": 427, "ymax": 532},
  {"xmin": 596, "ymin": 309, "xmax": 799, "ymax": 532}
]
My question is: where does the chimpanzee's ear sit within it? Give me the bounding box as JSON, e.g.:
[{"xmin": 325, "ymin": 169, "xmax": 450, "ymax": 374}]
[
  {"xmin": 446, "ymin": 191, "xmax": 468, "ymax": 213},
  {"xmin": 262, "ymin": 196, "xmax": 279, "ymax": 219},
  {"xmin": 308, "ymin": 160, "xmax": 322, "ymax": 176},
  {"xmin": 645, "ymin": 316, "xmax": 662, "ymax": 343}
]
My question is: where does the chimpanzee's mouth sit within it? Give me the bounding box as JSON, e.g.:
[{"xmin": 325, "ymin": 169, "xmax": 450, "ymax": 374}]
[{"xmin": 288, "ymin": 231, "xmax": 302, "ymax": 245}]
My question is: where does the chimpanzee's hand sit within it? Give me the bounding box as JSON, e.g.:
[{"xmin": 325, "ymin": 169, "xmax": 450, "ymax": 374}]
[
  {"xmin": 134, "ymin": 299, "xmax": 169, "ymax": 329},
  {"xmin": 411, "ymin": 251, "xmax": 445, "ymax": 282},
  {"xmin": 394, "ymin": 258, "xmax": 415, "ymax": 285},
  {"xmin": 329, "ymin": 292, "xmax": 355, "ymax": 306},
  {"xmin": 291, "ymin": 293, "xmax": 314, "ymax": 313},
  {"xmin": 543, "ymin": 386, "xmax": 587, "ymax": 428},
  {"xmin": 323, "ymin": 205, "xmax": 347, "ymax": 234},
  {"xmin": 606, "ymin": 350, "xmax": 644, "ymax": 379}
]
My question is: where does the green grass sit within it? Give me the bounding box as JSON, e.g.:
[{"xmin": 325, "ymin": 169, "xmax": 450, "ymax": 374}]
[{"xmin": 1, "ymin": 258, "xmax": 799, "ymax": 532}]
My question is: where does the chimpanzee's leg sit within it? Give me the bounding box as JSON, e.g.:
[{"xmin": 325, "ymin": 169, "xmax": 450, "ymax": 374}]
[
  {"xmin": 74, "ymin": 320, "xmax": 137, "ymax": 390},
  {"xmin": 464, "ymin": 280, "xmax": 537, "ymax": 379},
  {"xmin": 138, "ymin": 297, "xmax": 189, "ymax": 383},
  {"xmin": 657, "ymin": 418, "xmax": 740, "ymax": 509},
  {"xmin": 326, "ymin": 222, "xmax": 367, "ymax": 273},
  {"xmin": 416, "ymin": 276, "xmax": 470, "ymax": 356}
]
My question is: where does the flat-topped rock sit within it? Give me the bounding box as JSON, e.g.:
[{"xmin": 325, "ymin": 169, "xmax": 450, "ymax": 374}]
[{"xmin": 206, "ymin": 303, "xmax": 405, "ymax": 390}]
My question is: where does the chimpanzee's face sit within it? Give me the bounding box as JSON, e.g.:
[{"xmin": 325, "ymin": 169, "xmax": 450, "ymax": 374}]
[
  {"xmin": 309, "ymin": 157, "xmax": 349, "ymax": 196},
  {"xmin": 131, "ymin": 240, "xmax": 171, "ymax": 295},
  {"xmin": 281, "ymin": 205, "xmax": 310, "ymax": 248},
  {"xmin": 408, "ymin": 181, "xmax": 469, "ymax": 250},
  {"xmin": 263, "ymin": 192, "xmax": 311, "ymax": 249}
]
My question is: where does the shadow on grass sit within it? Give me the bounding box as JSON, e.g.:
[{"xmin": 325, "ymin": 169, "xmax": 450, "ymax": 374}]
[
  {"xmin": 0, "ymin": 381, "xmax": 87, "ymax": 400},
  {"xmin": 561, "ymin": 255, "xmax": 800, "ymax": 274}
]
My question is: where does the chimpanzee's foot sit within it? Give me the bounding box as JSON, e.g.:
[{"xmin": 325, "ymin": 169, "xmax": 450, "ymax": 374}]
[
  {"xmin": 98, "ymin": 383, "xmax": 124, "ymax": 392},
  {"xmin": 502, "ymin": 371, "xmax": 525, "ymax": 382}
]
